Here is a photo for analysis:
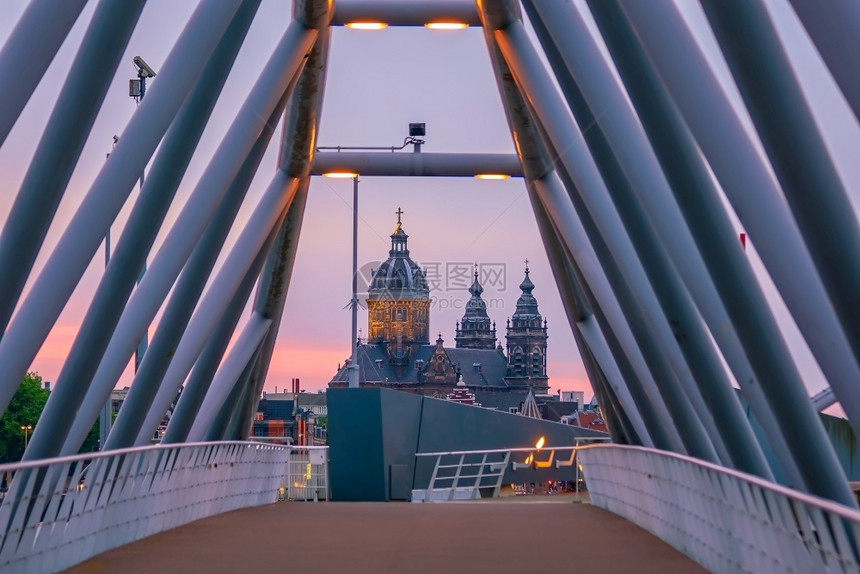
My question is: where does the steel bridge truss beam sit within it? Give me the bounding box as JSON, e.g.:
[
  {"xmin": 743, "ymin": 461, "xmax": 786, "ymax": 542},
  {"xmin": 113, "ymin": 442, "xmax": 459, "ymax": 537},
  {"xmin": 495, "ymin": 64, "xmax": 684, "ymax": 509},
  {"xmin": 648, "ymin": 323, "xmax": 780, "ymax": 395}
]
[{"xmin": 0, "ymin": 0, "xmax": 857, "ymax": 513}]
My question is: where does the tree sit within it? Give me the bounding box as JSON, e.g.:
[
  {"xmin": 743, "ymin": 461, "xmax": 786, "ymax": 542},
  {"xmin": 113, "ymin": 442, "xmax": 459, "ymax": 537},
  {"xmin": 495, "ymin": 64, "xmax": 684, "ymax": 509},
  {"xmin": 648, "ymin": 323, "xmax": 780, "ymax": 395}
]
[
  {"xmin": 80, "ymin": 418, "xmax": 100, "ymax": 454},
  {"xmin": 0, "ymin": 372, "xmax": 48, "ymax": 462}
]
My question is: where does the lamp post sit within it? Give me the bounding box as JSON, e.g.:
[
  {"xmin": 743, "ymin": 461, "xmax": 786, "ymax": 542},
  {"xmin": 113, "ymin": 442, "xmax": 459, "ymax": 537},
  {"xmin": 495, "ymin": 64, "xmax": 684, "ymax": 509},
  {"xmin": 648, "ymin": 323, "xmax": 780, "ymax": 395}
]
[
  {"xmin": 349, "ymin": 174, "xmax": 360, "ymax": 389},
  {"xmin": 20, "ymin": 424, "xmax": 32, "ymax": 450},
  {"xmin": 95, "ymin": 57, "xmax": 158, "ymax": 451},
  {"xmin": 130, "ymin": 56, "xmax": 156, "ymax": 374},
  {"xmin": 318, "ymin": 123, "xmax": 426, "ymax": 389}
]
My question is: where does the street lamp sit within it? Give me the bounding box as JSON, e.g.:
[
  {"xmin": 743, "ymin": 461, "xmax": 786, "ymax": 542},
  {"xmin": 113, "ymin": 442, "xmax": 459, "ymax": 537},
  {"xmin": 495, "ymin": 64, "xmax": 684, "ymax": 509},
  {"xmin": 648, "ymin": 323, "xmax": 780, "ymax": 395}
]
[
  {"xmin": 94, "ymin": 56, "xmax": 158, "ymax": 451},
  {"xmin": 20, "ymin": 424, "xmax": 32, "ymax": 449},
  {"xmin": 129, "ymin": 56, "xmax": 156, "ymax": 374},
  {"xmin": 318, "ymin": 124, "xmax": 426, "ymax": 389}
]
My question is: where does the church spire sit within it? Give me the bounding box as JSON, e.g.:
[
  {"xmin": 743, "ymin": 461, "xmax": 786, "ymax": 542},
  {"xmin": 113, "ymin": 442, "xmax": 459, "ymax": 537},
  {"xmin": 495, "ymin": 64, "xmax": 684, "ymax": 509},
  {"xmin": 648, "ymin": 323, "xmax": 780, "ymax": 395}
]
[
  {"xmin": 455, "ymin": 264, "xmax": 497, "ymax": 350},
  {"xmin": 469, "ymin": 263, "xmax": 483, "ymax": 298},
  {"xmin": 519, "ymin": 260, "xmax": 534, "ymax": 294},
  {"xmin": 390, "ymin": 207, "xmax": 409, "ymax": 256},
  {"xmin": 505, "ymin": 263, "xmax": 548, "ymax": 392}
]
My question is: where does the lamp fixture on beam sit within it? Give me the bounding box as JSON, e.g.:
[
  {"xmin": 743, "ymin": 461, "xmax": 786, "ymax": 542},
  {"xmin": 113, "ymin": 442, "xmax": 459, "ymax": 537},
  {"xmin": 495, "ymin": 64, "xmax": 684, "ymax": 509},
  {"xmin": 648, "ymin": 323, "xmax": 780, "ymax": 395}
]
[
  {"xmin": 346, "ymin": 22, "xmax": 387, "ymax": 30},
  {"xmin": 425, "ymin": 22, "xmax": 468, "ymax": 30}
]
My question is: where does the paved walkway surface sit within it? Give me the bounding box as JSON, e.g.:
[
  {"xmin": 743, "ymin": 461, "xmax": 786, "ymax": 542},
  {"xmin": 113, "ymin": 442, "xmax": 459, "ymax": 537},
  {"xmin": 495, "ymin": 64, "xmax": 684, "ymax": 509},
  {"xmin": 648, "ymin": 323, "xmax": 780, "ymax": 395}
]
[{"xmin": 66, "ymin": 500, "xmax": 706, "ymax": 573}]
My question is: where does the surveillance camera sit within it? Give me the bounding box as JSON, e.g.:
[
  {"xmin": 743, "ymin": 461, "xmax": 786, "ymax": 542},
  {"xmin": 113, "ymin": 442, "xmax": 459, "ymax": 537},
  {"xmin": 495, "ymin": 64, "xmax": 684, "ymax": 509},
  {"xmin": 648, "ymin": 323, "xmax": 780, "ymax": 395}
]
[{"xmin": 133, "ymin": 56, "xmax": 157, "ymax": 78}]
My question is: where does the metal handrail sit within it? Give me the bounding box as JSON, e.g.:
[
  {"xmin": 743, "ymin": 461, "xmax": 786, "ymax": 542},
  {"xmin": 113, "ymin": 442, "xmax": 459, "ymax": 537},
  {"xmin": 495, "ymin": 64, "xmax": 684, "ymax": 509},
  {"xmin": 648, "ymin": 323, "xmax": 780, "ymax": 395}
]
[
  {"xmin": 416, "ymin": 438, "xmax": 610, "ymax": 458},
  {"xmin": 0, "ymin": 441, "xmax": 297, "ymax": 573},
  {"xmin": 414, "ymin": 439, "xmax": 610, "ymax": 502},
  {"xmin": 580, "ymin": 443, "xmax": 860, "ymax": 521},
  {"xmin": 579, "ymin": 444, "xmax": 860, "ymax": 572},
  {"xmin": 0, "ymin": 440, "xmax": 288, "ymax": 475}
]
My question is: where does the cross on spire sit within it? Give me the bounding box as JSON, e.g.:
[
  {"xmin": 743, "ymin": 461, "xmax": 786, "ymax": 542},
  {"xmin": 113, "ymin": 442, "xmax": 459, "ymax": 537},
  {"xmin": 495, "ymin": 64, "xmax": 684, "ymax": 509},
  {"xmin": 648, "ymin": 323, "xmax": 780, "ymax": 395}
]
[
  {"xmin": 395, "ymin": 207, "xmax": 404, "ymax": 224},
  {"xmin": 474, "ymin": 261, "xmax": 478, "ymax": 278},
  {"xmin": 524, "ymin": 258, "xmax": 529, "ymax": 272}
]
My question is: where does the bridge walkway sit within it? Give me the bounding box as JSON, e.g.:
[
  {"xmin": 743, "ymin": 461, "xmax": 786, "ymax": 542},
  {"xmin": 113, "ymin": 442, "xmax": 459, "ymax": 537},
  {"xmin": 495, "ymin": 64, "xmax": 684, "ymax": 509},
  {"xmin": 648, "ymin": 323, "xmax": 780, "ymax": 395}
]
[{"xmin": 65, "ymin": 499, "xmax": 705, "ymax": 573}]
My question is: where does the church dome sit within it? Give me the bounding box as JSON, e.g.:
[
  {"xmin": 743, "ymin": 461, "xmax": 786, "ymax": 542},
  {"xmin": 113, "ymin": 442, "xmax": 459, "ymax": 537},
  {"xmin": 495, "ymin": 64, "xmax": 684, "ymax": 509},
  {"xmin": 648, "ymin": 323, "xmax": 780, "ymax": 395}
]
[{"xmin": 368, "ymin": 210, "xmax": 429, "ymax": 298}]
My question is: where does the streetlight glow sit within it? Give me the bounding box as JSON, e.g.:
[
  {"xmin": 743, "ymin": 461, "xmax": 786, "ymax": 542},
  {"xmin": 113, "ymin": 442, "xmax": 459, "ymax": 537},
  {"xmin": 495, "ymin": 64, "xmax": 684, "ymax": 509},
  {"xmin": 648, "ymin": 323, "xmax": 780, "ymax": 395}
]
[
  {"xmin": 346, "ymin": 22, "xmax": 387, "ymax": 30},
  {"xmin": 20, "ymin": 424, "xmax": 32, "ymax": 449},
  {"xmin": 323, "ymin": 172, "xmax": 359, "ymax": 179},
  {"xmin": 425, "ymin": 22, "xmax": 469, "ymax": 30}
]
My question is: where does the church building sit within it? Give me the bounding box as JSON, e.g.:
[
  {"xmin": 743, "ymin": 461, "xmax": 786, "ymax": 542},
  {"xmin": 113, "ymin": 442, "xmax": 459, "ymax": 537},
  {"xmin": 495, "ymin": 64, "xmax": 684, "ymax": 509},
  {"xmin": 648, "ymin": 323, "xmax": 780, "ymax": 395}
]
[{"xmin": 329, "ymin": 212, "xmax": 549, "ymax": 404}]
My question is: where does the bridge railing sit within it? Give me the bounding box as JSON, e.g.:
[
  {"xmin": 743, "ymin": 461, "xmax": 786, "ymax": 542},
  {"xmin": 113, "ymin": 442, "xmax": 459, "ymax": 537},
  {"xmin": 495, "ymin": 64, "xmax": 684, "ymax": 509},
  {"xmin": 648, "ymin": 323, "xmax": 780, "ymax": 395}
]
[
  {"xmin": 413, "ymin": 438, "xmax": 610, "ymax": 502},
  {"xmin": 579, "ymin": 444, "xmax": 860, "ymax": 573},
  {"xmin": 0, "ymin": 441, "xmax": 291, "ymax": 574},
  {"xmin": 282, "ymin": 445, "xmax": 329, "ymax": 501}
]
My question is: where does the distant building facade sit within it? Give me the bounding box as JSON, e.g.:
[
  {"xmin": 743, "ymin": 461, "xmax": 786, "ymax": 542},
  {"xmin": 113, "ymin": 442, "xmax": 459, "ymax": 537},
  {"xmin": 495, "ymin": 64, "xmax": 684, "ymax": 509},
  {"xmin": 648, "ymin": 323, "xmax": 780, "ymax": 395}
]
[
  {"xmin": 253, "ymin": 391, "xmax": 328, "ymax": 445},
  {"xmin": 329, "ymin": 212, "xmax": 550, "ymax": 404}
]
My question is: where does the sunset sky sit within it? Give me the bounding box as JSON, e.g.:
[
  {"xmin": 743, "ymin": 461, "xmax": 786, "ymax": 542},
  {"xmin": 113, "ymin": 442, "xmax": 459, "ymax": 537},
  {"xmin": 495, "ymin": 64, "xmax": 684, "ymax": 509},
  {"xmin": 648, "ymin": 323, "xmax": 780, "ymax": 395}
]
[{"xmin": 0, "ymin": 1, "xmax": 857, "ymax": 403}]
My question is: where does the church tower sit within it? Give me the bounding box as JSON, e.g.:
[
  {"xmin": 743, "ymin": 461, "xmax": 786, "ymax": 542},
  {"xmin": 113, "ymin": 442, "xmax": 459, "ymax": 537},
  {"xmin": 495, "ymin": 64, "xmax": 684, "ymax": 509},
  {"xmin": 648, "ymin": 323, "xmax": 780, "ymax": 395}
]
[
  {"xmin": 455, "ymin": 266, "xmax": 497, "ymax": 350},
  {"xmin": 505, "ymin": 263, "xmax": 548, "ymax": 392},
  {"xmin": 366, "ymin": 209, "xmax": 430, "ymax": 374}
]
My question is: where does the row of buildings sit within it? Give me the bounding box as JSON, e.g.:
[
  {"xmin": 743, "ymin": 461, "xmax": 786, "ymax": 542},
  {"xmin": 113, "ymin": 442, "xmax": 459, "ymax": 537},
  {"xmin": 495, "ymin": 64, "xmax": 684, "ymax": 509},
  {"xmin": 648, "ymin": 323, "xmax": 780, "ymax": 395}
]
[
  {"xmin": 102, "ymin": 213, "xmax": 603, "ymax": 445},
  {"xmin": 250, "ymin": 386, "xmax": 605, "ymax": 445},
  {"xmin": 251, "ymin": 212, "xmax": 605, "ymax": 442},
  {"xmin": 329, "ymin": 213, "xmax": 552, "ymax": 409}
]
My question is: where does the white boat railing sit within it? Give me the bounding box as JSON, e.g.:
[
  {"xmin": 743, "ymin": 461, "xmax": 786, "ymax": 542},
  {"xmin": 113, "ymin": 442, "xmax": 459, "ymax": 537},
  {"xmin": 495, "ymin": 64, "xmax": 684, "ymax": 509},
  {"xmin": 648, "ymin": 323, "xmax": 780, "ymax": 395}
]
[
  {"xmin": 579, "ymin": 444, "xmax": 860, "ymax": 573},
  {"xmin": 0, "ymin": 441, "xmax": 321, "ymax": 573}
]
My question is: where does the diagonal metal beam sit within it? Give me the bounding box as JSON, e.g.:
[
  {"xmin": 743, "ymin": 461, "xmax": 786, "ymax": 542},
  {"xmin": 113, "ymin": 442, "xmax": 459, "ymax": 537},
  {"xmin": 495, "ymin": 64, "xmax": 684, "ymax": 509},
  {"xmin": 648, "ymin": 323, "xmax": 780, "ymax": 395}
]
[
  {"xmin": 0, "ymin": 0, "xmax": 244, "ymax": 418},
  {"xmin": 700, "ymin": 0, "xmax": 860, "ymax": 362},
  {"xmin": 523, "ymin": 0, "xmax": 771, "ymax": 480},
  {"xmin": 0, "ymin": 0, "xmax": 146, "ymax": 336},
  {"xmin": 159, "ymin": 226, "xmax": 277, "ymax": 445},
  {"xmin": 587, "ymin": 0, "xmax": 807, "ymax": 491},
  {"xmin": 234, "ymin": 18, "xmax": 334, "ymax": 436},
  {"xmin": 0, "ymin": 0, "xmax": 88, "ymax": 147},
  {"xmin": 187, "ymin": 313, "xmax": 274, "ymax": 442},
  {"xmin": 787, "ymin": 0, "xmax": 860, "ymax": 122},
  {"xmin": 28, "ymin": 0, "xmax": 263, "ymax": 461},
  {"xmin": 620, "ymin": 0, "xmax": 857, "ymax": 506},
  {"xmin": 108, "ymin": 173, "xmax": 301, "ymax": 449},
  {"xmin": 529, "ymin": 187, "xmax": 649, "ymax": 446},
  {"xmin": 493, "ymin": 17, "xmax": 722, "ymax": 464},
  {"xmin": 477, "ymin": 8, "xmax": 677, "ymax": 453},
  {"xmin": 61, "ymin": 83, "xmax": 292, "ymax": 456},
  {"xmin": 74, "ymin": 19, "xmax": 317, "ymax": 451},
  {"xmin": 616, "ymin": 3, "xmax": 860, "ymax": 411},
  {"xmin": 208, "ymin": 347, "xmax": 265, "ymax": 441}
]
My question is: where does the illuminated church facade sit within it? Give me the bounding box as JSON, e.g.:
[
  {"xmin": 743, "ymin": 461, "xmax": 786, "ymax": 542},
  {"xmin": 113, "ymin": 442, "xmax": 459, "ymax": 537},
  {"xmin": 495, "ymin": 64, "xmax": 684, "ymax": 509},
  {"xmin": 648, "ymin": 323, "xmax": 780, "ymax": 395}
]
[{"xmin": 329, "ymin": 212, "xmax": 549, "ymax": 401}]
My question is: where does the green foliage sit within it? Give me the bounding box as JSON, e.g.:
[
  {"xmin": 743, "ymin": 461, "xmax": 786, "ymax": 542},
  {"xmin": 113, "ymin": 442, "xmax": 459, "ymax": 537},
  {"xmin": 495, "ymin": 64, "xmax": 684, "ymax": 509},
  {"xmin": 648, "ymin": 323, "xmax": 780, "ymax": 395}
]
[
  {"xmin": 0, "ymin": 372, "xmax": 48, "ymax": 462},
  {"xmin": 80, "ymin": 418, "xmax": 100, "ymax": 454}
]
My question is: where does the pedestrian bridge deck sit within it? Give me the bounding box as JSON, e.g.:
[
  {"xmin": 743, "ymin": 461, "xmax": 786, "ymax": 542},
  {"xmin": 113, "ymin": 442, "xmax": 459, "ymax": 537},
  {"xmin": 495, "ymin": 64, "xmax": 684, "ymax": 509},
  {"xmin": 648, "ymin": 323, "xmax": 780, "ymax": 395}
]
[{"xmin": 66, "ymin": 499, "xmax": 705, "ymax": 573}]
